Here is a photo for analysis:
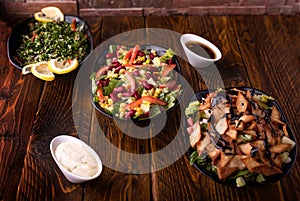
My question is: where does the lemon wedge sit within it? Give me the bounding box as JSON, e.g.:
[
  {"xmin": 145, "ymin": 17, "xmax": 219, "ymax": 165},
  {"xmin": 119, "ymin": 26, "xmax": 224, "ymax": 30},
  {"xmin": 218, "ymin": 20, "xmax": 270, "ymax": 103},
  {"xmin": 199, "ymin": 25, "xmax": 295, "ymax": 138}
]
[
  {"xmin": 22, "ymin": 64, "xmax": 35, "ymax": 75},
  {"xmin": 31, "ymin": 62, "xmax": 55, "ymax": 81},
  {"xmin": 34, "ymin": 12, "xmax": 54, "ymax": 22},
  {"xmin": 48, "ymin": 58, "xmax": 79, "ymax": 74},
  {"xmin": 41, "ymin": 6, "xmax": 64, "ymax": 21},
  {"xmin": 34, "ymin": 6, "xmax": 64, "ymax": 22}
]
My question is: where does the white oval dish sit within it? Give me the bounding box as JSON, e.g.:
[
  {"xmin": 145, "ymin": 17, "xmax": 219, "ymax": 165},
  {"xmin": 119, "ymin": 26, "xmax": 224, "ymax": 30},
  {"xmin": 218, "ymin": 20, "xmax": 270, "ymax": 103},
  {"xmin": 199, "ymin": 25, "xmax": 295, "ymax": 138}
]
[{"xmin": 50, "ymin": 135, "xmax": 103, "ymax": 183}]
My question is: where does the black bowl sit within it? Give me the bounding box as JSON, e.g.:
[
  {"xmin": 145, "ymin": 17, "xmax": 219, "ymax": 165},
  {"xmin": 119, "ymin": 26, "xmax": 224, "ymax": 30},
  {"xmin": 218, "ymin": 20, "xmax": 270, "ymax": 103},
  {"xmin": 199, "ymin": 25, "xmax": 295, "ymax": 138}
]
[
  {"xmin": 7, "ymin": 15, "xmax": 93, "ymax": 69},
  {"xmin": 92, "ymin": 45, "xmax": 184, "ymax": 123},
  {"xmin": 186, "ymin": 87, "xmax": 297, "ymax": 187}
]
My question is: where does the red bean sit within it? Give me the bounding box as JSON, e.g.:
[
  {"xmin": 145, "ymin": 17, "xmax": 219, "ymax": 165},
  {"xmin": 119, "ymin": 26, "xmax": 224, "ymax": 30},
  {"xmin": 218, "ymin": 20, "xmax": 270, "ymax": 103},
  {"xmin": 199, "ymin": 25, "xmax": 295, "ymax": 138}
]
[
  {"xmin": 138, "ymin": 51, "xmax": 145, "ymax": 57},
  {"xmin": 113, "ymin": 86, "xmax": 125, "ymax": 93},
  {"xmin": 123, "ymin": 91, "xmax": 133, "ymax": 97},
  {"xmin": 114, "ymin": 66, "xmax": 125, "ymax": 73},
  {"xmin": 140, "ymin": 111, "xmax": 149, "ymax": 118},
  {"xmin": 133, "ymin": 69, "xmax": 139, "ymax": 76},
  {"xmin": 143, "ymin": 82, "xmax": 154, "ymax": 90},
  {"xmin": 145, "ymin": 72, "xmax": 152, "ymax": 79},
  {"xmin": 132, "ymin": 90, "xmax": 141, "ymax": 99},
  {"xmin": 110, "ymin": 92, "xmax": 119, "ymax": 102},
  {"xmin": 99, "ymin": 79, "xmax": 109, "ymax": 86},
  {"xmin": 125, "ymin": 109, "xmax": 136, "ymax": 118},
  {"xmin": 148, "ymin": 66, "xmax": 159, "ymax": 72},
  {"xmin": 112, "ymin": 58, "xmax": 119, "ymax": 65},
  {"xmin": 167, "ymin": 59, "xmax": 174, "ymax": 65},
  {"xmin": 149, "ymin": 53, "xmax": 155, "ymax": 59}
]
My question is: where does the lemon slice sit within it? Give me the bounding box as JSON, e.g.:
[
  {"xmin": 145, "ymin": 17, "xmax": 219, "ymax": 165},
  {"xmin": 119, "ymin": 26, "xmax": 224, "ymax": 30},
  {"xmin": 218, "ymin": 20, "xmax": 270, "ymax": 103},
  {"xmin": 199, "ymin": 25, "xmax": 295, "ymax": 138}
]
[
  {"xmin": 48, "ymin": 58, "xmax": 79, "ymax": 74},
  {"xmin": 31, "ymin": 62, "xmax": 55, "ymax": 81},
  {"xmin": 22, "ymin": 64, "xmax": 35, "ymax": 75},
  {"xmin": 34, "ymin": 12, "xmax": 54, "ymax": 22},
  {"xmin": 41, "ymin": 6, "xmax": 64, "ymax": 21}
]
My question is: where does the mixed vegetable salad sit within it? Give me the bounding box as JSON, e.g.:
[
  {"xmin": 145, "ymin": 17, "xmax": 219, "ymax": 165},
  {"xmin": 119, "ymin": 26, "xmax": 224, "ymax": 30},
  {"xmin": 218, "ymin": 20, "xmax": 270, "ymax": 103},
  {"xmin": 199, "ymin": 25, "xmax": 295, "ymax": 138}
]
[
  {"xmin": 16, "ymin": 18, "xmax": 89, "ymax": 67},
  {"xmin": 185, "ymin": 88, "xmax": 296, "ymax": 187},
  {"xmin": 91, "ymin": 45, "xmax": 182, "ymax": 120}
]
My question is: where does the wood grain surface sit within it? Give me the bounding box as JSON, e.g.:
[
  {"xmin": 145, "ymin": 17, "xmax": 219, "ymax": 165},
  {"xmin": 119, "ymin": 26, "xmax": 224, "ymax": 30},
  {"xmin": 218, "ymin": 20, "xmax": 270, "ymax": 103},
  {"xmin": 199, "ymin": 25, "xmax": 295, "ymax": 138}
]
[{"xmin": 0, "ymin": 14, "xmax": 299, "ymax": 201}]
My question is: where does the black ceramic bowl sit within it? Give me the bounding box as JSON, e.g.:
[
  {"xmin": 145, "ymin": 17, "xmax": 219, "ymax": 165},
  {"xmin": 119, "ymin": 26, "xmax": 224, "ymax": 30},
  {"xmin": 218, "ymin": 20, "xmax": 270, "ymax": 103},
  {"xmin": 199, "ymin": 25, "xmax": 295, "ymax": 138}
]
[
  {"xmin": 7, "ymin": 15, "xmax": 93, "ymax": 69},
  {"xmin": 186, "ymin": 87, "xmax": 297, "ymax": 187},
  {"xmin": 91, "ymin": 45, "xmax": 184, "ymax": 122}
]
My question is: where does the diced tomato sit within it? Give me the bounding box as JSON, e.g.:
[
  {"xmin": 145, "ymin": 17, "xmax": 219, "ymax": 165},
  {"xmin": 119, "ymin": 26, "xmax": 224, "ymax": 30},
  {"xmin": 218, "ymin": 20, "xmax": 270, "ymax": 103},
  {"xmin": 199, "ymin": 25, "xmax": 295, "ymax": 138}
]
[
  {"xmin": 71, "ymin": 18, "xmax": 76, "ymax": 31},
  {"xmin": 161, "ymin": 64, "xmax": 176, "ymax": 77},
  {"xmin": 123, "ymin": 96, "xmax": 167, "ymax": 109},
  {"xmin": 97, "ymin": 85, "xmax": 105, "ymax": 103},
  {"xmin": 31, "ymin": 33, "xmax": 37, "ymax": 42},
  {"xmin": 67, "ymin": 59, "xmax": 72, "ymax": 64},
  {"xmin": 129, "ymin": 45, "xmax": 140, "ymax": 65}
]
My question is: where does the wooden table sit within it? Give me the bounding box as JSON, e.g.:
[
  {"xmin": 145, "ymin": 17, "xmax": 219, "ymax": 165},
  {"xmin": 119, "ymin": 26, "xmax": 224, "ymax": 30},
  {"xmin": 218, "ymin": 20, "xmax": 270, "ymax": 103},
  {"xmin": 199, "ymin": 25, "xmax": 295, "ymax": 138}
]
[{"xmin": 0, "ymin": 14, "xmax": 299, "ymax": 201}]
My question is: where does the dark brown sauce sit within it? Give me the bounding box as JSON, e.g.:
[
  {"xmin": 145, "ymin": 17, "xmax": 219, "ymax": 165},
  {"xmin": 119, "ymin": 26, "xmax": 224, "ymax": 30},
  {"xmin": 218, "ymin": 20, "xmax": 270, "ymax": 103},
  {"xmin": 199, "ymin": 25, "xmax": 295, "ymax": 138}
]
[{"xmin": 185, "ymin": 41, "xmax": 216, "ymax": 59}]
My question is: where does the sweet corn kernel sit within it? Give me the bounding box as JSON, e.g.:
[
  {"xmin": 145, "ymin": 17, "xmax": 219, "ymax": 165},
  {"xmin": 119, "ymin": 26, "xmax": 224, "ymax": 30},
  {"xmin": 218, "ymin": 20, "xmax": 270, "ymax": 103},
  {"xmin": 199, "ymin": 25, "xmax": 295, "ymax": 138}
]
[
  {"xmin": 137, "ymin": 56, "xmax": 145, "ymax": 62},
  {"xmin": 155, "ymin": 88, "xmax": 162, "ymax": 94},
  {"xmin": 135, "ymin": 110, "xmax": 143, "ymax": 116},
  {"xmin": 108, "ymin": 98, "xmax": 113, "ymax": 105},
  {"xmin": 135, "ymin": 107, "xmax": 143, "ymax": 112},
  {"xmin": 148, "ymin": 88, "xmax": 154, "ymax": 96},
  {"xmin": 153, "ymin": 93, "xmax": 158, "ymax": 98}
]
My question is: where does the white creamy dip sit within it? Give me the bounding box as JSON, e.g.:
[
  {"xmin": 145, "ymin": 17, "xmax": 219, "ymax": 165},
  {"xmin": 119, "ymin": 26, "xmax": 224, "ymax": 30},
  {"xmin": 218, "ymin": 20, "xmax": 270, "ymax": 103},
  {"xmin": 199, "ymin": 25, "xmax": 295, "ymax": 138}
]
[{"xmin": 55, "ymin": 141, "xmax": 99, "ymax": 177}]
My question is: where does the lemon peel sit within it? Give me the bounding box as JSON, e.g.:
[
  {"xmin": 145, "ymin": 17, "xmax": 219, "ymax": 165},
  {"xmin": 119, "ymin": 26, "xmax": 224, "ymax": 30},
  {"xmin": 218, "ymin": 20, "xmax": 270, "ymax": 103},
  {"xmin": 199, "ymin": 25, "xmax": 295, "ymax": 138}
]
[{"xmin": 48, "ymin": 58, "xmax": 79, "ymax": 74}]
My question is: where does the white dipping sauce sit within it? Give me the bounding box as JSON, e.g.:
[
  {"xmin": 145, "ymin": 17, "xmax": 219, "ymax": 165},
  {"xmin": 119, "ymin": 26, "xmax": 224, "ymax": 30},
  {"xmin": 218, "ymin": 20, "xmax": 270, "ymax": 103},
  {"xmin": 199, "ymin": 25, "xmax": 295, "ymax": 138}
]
[{"xmin": 55, "ymin": 141, "xmax": 98, "ymax": 177}]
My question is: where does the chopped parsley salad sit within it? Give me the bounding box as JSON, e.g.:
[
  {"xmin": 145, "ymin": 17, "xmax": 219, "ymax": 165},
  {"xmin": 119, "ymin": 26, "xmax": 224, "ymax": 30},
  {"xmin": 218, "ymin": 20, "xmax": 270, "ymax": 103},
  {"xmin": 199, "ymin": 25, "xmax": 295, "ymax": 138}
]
[
  {"xmin": 16, "ymin": 18, "xmax": 89, "ymax": 67},
  {"xmin": 185, "ymin": 88, "xmax": 296, "ymax": 187},
  {"xmin": 90, "ymin": 45, "xmax": 182, "ymax": 120}
]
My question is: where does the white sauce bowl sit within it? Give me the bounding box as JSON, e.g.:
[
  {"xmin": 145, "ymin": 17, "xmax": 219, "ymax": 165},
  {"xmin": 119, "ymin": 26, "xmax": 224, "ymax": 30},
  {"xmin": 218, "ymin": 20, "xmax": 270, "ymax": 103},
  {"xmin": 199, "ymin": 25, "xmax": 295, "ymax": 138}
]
[{"xmin": 50, "ymin": 135, "xmax": 103, "ymax": 183}]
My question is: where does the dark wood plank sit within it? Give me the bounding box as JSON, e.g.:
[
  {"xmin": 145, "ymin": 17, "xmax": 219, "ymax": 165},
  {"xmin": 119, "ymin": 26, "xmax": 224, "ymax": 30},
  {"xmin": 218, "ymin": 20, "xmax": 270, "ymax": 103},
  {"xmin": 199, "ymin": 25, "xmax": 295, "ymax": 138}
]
[
  {"xmin": 0, "ymin": 20, "xmax": 44, "ymax": 201},
  {"xmin": 80, "ymin": 16, "xmax": 153, "ymax": 201},
  {"xmin": 82, "ymin": 16, "xmax": 103, "ymax": 47},
  {"xmin": 16, "ymin": 72, "xmax": 83, "ymax": 201},
  {"xmin": 231, "ymin": 15, "xmax": 300, "ymax": 201}
]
